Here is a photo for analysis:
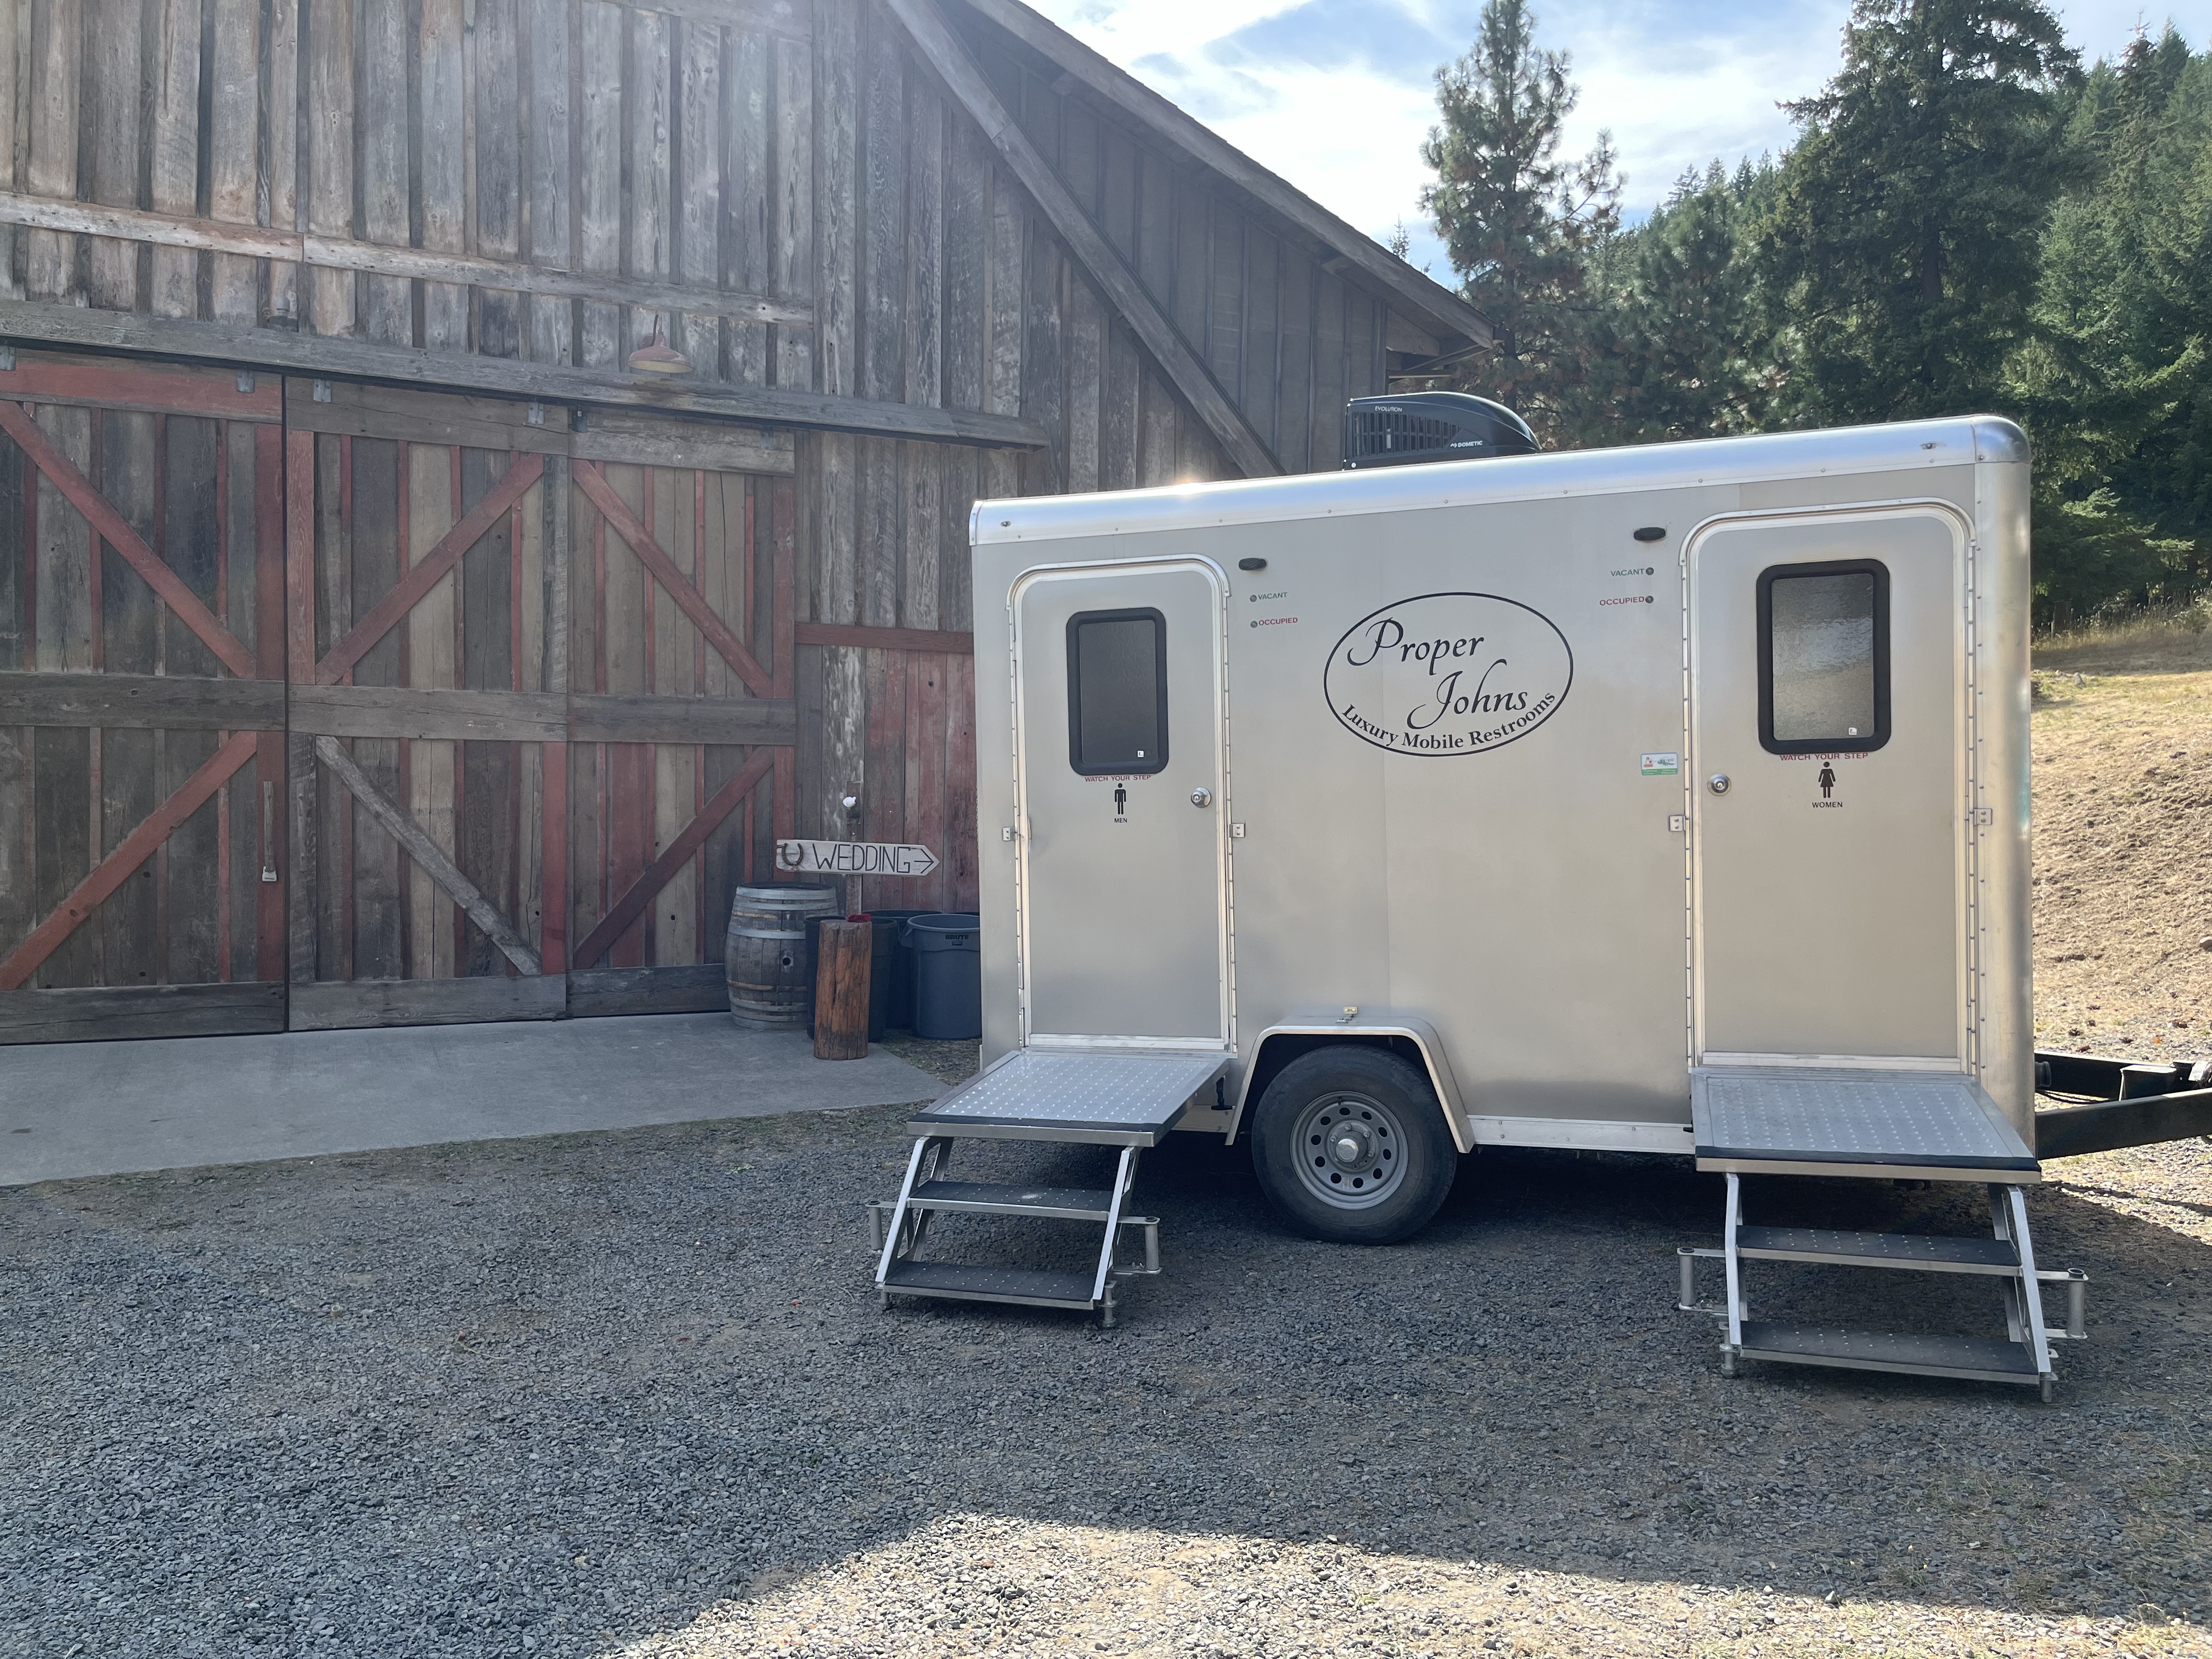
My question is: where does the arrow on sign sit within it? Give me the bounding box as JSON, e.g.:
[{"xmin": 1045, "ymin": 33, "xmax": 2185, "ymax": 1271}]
[{"xmin": 776, "ymin": 839, "xmax": 941, "ymax": 879}]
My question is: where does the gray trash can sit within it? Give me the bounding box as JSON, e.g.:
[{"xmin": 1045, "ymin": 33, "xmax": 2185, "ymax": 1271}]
[
  {"xmin": 866, "ymin": 908, "xmax": 933, "ymax": 1036},
  {"xmin": 906, "ymin": 913, "xmax": 981, "ymax": 1040}
]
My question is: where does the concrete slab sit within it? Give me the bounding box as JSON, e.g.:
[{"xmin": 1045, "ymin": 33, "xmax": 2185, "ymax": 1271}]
[{"xmin": 0, "ymin": 1014, "xmax": 945, "ymax": 1186}]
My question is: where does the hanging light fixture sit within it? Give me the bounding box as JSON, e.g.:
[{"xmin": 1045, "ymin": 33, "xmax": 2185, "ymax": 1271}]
[{"xmin": 627, "ymin": 318, "xmax": 691, "ymax": 376}]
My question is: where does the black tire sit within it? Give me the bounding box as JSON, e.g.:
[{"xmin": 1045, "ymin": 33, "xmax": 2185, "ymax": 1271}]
[{"xmin": 1248, "ymin": 1046, "xmax": 1459, "ymax": 1244}]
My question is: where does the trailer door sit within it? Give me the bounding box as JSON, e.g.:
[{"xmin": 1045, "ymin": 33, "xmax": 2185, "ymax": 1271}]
[
  {"xmin": 1011, "ymin": 559, "xmax": 1230, "ymax": 1047},
  {"xmin": 1690, "ymin": 507, "xmax": 1968, "ymax": 1066}
]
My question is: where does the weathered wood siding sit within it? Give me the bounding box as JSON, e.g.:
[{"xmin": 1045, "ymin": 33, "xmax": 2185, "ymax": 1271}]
[
  {"xmin": 785, "ymin": 1, "xmax": 1399, "ymax": 851},
  {"xmin": 0, "ymin": 353, "xmax": 288, "ymax": 1040},
  {"xmin": 943, "ymin": 3, "xmax": 1396, "ymax": 479},
  {"xmin": 282, "ymin": 376, "xmax": 800, "ymax": 1029},
  {"xmin": 0, "ymin": 0, "xmax": 1473, "ymax": 1033}
]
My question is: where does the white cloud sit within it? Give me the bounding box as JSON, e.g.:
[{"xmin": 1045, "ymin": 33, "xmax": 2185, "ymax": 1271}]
[
  {"xmin": 1054, "ymin": 0, "xmax": 1315, "ymax": 59},
  {"xmin": 1024, "ymin": 0, "xmax": 2191, "ymax": 279}
]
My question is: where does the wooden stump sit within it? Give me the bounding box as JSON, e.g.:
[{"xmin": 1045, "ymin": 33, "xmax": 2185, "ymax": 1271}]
[{"xmin": 813, "ymin": 918, "xmax": 872, "ymax": 1060}]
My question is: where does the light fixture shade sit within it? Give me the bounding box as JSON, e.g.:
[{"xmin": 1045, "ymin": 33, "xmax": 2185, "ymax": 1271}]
[{"xmin": 627, "ymin": 323, "xmax": 691, "ymax": 376}]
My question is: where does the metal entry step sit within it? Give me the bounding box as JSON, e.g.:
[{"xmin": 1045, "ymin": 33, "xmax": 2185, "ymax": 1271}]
[
  {"xmin": 904, "ymin": 1046, "xmax": 1229, "ymax": 1146},
  {"xmin": 1734, "ymin": 1226, "xmax": 2021, "ymax": 1274},
  {"xmin": 1735, "ymin": 1322, "xmax": 2044, "ymax": 1383},
  {"xmin": 1679, "ymin": 1175, "xmax": 2089, "ymax": 1401},
  {"xmin": 872, "ymin": 1045, "xmax": 1228, "ymax": 1325},
  {"xmin": 879, "ymin": 1261, "xmax": 1105, "ymax": 1311},
  {"xmin": 905, "ymin": 1179, "xmax": 1120, "ymax": 1220},
  {"xmin": 1692, "ymin": 1066, "xmax": 2040, "ymax": 1182},
  {"xmin": 1679, "ymin": 1066, "xmax": 2084, "ymax": 1399}
]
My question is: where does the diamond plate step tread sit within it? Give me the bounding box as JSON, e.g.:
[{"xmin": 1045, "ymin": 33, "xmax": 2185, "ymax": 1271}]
[
  {"xmin": 907, "ymin": 1180, "xmax": 1117, "ymax": 1220},
  {"xmin": 1735, "ymin": 1226, "xmax": 2021, "ymax": 1272},
  {"xmin": 1692, "ymin": 1068, "xmax": 2039, "ymax": 1176},
  {"xmin": 881, "ymin": 1260, "xmax": 1099, "ymax": 1307},
  {"xmin": 907, "ymin": 1048, "xmax": 1229, "ymax": 1146},
  {"xmin": 1736, "ymin": 1321, "xmax": 2043, "ymax": 1380}
]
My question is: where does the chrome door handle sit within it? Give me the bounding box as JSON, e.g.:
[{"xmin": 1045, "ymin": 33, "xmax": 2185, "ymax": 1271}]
[
  {"xmin": 1190, "ymin": 787, "xmax": 1212, "ymax": 808},
  {"xmin": 1707, "ymin": 774, "xmax": 1731, "ymax": 795}
]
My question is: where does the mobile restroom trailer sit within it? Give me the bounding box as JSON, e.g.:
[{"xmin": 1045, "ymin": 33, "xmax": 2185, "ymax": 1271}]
[{"xmin": 874, "ymin": 410, "xmax": 2087, "ymax": 1396}]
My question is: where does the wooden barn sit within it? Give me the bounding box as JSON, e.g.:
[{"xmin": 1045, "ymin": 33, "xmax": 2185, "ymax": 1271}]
[{"xmin": 0, "ymin": 0, "xmax": 1489, "ymax": 1041}]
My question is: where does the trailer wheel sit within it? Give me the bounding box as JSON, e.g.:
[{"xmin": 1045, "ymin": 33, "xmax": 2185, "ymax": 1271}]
[{"xmin": 1249, "ymin": 1047, "xmax": 1458, "ymax": 1244}]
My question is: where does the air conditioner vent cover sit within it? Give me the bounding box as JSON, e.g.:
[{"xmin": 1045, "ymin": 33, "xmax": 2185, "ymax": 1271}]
[{"xmin": 1342, "ymin": 391, "xmax": 1539, "ymax": 470}]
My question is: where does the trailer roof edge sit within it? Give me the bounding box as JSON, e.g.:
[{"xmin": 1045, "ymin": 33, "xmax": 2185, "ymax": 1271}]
[{"xmin": 974, "ymin": 417, "xmax": 2027, "ymax": 545}]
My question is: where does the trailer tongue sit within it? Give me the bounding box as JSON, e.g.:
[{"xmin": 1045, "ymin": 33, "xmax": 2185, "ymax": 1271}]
[{"xmin": 1674, "ymin": 1068, "xmax": 2084, "ymax": 1401}]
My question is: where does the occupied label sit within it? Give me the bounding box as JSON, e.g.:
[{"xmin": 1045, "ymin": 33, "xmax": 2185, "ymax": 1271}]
[
  {"xmin": 1323, "ymin": 592, "xmax": 1573, "ymax": 756},
  {"xmin": 775, "ymin": 839, "xmax": 940, "ymax": 878}
]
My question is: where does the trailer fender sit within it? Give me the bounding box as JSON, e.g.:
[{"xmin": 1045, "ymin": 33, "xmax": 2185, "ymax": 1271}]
[{"xmin": 1228, "ymin": 1016, "xmax": 1472, "ymax": 1153}]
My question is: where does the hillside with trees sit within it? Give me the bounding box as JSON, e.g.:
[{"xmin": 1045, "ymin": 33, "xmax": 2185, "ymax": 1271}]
[{"xmin": 1414, "ymin": 0, "xmax": 2212, "ymax": 625}]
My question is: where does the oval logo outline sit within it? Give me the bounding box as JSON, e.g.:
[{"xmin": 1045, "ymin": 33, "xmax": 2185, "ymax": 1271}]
[{"xmin": 1323, "ymin": 590, "xmax": 1575, "ymax": 757}]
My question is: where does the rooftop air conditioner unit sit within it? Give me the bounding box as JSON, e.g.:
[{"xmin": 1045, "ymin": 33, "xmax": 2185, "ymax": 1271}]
[{"xmin": 1341, "ymin": 391, "xmax": 1539, "ymax": 470}]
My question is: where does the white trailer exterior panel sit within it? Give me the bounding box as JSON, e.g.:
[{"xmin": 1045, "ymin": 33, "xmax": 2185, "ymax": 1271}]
[{"xmin": 966, "ymin": 417, "xmax": 2033, "ymax": 1155}]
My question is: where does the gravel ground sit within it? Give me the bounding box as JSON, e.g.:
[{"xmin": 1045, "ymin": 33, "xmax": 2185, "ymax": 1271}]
[
  {"xmin": 4, "ymin": 1103, "xmax": 2209, "ymax": 1658},
  {"xmin": 873, "ymin": 1035, "xmax": 985, "ymax": 1088}
]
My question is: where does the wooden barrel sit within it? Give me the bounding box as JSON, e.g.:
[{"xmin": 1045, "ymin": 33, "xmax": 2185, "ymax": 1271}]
[{"xmin": 725, "ymin": 884, "xmax": 841, "ymax": 1029}]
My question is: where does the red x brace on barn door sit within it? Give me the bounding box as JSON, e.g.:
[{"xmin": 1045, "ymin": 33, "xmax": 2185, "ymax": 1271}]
[
  {"xmin": 0, "ymin": 353, "xmax": 287, "ymax": 1041},
  {"xmin": 281, "ymin": 383, "xmax": 800, "ymax": 1028},
  {"xmin": 566, "ymin": 456, "xmax": 797, "ymax": 1009},
  {"xmin": 281, "ymin": 384, "xmax": 569, "ymax": 1032}
]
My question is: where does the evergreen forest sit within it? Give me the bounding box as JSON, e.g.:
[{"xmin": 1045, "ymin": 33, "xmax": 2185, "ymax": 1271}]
[{"xmin": 1413, "ymin": 0, "xmax": 2212, "ymax": 624}]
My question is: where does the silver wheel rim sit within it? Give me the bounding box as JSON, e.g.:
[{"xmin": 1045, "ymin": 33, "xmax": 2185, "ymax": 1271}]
[{"xmin": 1289, "ymin": 1090, "xmax": 1409, "ymax": 1210}]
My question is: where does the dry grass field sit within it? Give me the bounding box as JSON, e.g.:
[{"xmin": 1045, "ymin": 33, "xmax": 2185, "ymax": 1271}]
[{"xmin": 2030, "ymin": 614, "xmax": 2212, "ymax": 1062}]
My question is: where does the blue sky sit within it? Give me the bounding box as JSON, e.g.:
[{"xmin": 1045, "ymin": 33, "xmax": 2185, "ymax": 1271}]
[{"xmin": 1032, "ymin": 1, "xmax": 2188, "ymax": 276}]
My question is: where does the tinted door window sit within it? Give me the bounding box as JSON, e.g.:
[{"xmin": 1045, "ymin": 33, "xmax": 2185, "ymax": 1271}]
[{"xmin": 1067, "ymin": 609, "xmax": 1167, "ymax": 774}]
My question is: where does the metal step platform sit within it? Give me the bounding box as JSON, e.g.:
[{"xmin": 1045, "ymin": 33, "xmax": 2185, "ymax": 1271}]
[
  {"xmin": 872, "ymin": 1047, "xmax": 1229, "ymax": 1325},
  {"xmin": 1677, "ymin": 1068, "xmax": 2087, "ymax": 1399}
]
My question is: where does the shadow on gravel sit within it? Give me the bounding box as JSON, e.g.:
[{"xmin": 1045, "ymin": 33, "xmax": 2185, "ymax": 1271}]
[{"xmin": 1, "ymin": 1102, "xmax": 2206, "ymax": 1657}]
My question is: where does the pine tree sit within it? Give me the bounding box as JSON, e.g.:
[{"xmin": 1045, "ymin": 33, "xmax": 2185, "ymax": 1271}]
[
  {"xmin": 1419, "ymin": 0, "xmax": 1620, "ymax": 436},
  {"xmin": 1606, "ymin": 160, "xmax": 1778, "ymax": 442},
  {"xmin": 2019, "ymin": 28, "xmax": 2210, "ymax": 619},
  {"xmin": 1757, "ymin": 0, "xmax": 2083, "ymax": 425}
]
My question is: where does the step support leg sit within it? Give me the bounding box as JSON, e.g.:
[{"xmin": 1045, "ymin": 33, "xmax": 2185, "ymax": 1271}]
[
  {"xmin": 1723, "ymin": 1173, "xmax": 1746, "ymax": 1352},
  {"xmin": 1995, "ymin": 1183, "xmax": 2055, "ymax": 1381},
  {"xmin": 1090, "ymin": 1145, "xmax": 1141, "ymax": 1308},
  {"xmin": 874, "ymin": 1136, "xmax": 954, "ymax": 1289}
]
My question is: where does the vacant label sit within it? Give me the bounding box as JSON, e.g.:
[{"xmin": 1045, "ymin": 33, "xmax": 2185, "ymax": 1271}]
[{"xmin": 1323, "ymin": 591, "xmax": 1574, "ymax": 757}]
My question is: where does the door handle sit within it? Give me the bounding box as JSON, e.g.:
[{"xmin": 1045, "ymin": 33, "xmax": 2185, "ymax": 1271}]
[
  {"xmin": 1707, "ymin": 774, "xmax": 1731, "ymax": 796},
  {"xmin": 1190, "ymin": 787, "xmax": 1212, "ymax": 808},
  {"xmin": 260, "ymin": 781, "xmax": 279, "ymax": 882}
]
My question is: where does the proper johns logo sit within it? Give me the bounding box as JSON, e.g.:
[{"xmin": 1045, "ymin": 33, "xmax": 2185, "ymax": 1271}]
[{"xmin": 1323, "ymin": 592, "xmax": 1573, "ymax": 755}]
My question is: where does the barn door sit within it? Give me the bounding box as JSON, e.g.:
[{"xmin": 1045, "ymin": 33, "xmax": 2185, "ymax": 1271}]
[
  {"xmin": 0, "ymin": 352, "xmax": 289, "ymax": 1042},
  {"xmin": 565, "ymin": 454, "xmax": 797, "ymax": 1015},
  {"xmin": 283, "ymin": 383, "xmax": 568, "ymax": 1030}
]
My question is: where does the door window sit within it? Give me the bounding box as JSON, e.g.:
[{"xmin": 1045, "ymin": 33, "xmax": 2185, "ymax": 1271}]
[
  {"xmin": 1758, "ymin": 560, "xmax": 1889, "ymax": 752},
  {"xmin": 1066, "ymin": 608, "xmax": 1168, "ymax": 775}
]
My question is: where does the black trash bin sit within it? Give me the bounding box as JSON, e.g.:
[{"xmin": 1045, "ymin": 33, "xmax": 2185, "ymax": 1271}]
[
  {"xmin": 865, "ymin": 908, "xmax": 932, "ymax": 1036},
  {"xmin": 906, "ymin": 913, "xmax": 981, "ymax": 1040}
]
